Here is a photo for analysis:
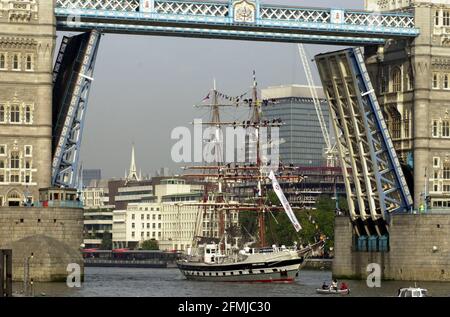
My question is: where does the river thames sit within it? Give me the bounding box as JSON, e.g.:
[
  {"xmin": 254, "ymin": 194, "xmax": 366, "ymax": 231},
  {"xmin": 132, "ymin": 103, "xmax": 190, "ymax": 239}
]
[{"xmin": 12, "ymin": 267, "xmax": 450, "ymax": 297}]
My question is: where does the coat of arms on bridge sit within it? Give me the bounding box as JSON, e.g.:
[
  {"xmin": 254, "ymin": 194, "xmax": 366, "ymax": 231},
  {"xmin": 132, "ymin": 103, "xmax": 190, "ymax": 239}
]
[
  {"xmin": 233, "ymin": 0, "xmax": 257, "ymax": 23},
  {"xmin": 139, "ymin": 0, "xmax": 154, "ymax": 13},
  {"xmin": 0, "ymin": 0, "xmax": 38, "ymax": 23}
]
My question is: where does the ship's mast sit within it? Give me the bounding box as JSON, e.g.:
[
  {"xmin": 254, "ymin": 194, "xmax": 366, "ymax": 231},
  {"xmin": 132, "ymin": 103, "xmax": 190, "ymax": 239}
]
[
  {"xmin": 185, "ymin": 73, "xmax": 297, "ymax": 250},
  {"xmin": 211, "ymin": 79, "xmax": 223, "ymax": 165},
  {"xmin": 202, "ymin": 79, "xmax": 227, "ymax": 248},
  {"xmin": 248, "ymin": 71, "xmax": 265, "ymax": 247},
  {"xmin": 211, "ymin": 80, "xmax": 226, "ymax": 247}
]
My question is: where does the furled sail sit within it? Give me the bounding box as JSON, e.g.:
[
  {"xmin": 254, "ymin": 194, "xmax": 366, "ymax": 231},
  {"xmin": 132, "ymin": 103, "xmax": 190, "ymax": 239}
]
[{"xmin": 269, "ymin": 170, "xmax": 302, "ymax": 232}]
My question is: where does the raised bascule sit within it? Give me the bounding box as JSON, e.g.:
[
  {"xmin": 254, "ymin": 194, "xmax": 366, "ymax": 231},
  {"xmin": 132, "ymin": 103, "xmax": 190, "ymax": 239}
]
[
  {"xmin": 1, "ymin": 0, "xmax": 450, "ymax": 281},
  {"xmin": 315, "ymin": 47, "xmax": 414, "ymax": 239}
]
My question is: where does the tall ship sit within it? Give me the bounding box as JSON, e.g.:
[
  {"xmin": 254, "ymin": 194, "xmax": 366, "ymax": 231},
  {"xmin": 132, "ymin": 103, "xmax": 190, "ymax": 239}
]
[{"xmin": 176, "ymin": 74, "xmax": 325, "ymax": 282}]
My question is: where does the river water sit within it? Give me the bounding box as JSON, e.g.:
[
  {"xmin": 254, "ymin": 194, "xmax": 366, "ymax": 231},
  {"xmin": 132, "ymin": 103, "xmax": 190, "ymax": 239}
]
[{"xmin": 14, "ymin": 267, "xmax": 450, "ymax": 297}]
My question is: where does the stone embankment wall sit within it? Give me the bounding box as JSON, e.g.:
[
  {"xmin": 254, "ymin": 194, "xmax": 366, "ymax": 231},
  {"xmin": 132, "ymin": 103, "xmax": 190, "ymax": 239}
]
[
  {"xmin": 333, "ymin": 214, "xmax": 450, "ymax": 281},
  {"xmin": 0, "ymin": 207, "xmax": 84, "ymax": 282}
]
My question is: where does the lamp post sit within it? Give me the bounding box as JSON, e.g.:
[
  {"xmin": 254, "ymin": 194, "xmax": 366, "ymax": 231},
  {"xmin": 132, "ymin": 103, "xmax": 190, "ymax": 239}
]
[{"xmin": 23, "ymin": 252, "xmax": 33, "ymax": 296}]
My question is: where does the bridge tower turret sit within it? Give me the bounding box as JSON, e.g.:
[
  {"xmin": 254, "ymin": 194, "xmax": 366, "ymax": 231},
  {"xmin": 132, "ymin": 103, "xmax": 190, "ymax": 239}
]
[
  {"xmin": 364, "ymin": 0, "xmax": 450, "ymax": 210},
  {"xmin": 0, "ymin": 0, "xmax": 55, "ymax": 206}
]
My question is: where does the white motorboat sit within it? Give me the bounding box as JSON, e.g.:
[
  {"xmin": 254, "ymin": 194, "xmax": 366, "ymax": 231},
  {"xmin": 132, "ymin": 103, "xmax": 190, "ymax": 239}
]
[{"xmin": 397, "ymin": 287, "xmax": 428, "ymax": 297}]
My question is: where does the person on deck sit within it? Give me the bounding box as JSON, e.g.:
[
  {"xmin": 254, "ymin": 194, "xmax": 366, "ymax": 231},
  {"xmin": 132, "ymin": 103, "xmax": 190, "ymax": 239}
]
[
  {"xmin": 330, "ymin": 279, "xmax": 338, "ymax": 291},
  {"xmin": 340, "ymin": 282, "xmax": 348, "ymax": 290},
  {"xmin": 322, "ymin": 281, "xmax": 328, "ymax": 290}
]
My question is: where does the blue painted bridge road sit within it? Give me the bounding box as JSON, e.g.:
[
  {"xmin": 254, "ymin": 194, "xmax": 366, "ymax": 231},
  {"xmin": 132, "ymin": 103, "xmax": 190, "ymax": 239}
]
[{"xmin": 55, "ymin": 0, "xmax": 420, "ymax": 45}]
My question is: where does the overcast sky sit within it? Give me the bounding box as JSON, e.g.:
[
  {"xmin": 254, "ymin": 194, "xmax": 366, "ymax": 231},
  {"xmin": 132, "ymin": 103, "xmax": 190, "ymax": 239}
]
[{"xmin": 66, "ymin": 0, "xmax": 364, "ymax": 178}]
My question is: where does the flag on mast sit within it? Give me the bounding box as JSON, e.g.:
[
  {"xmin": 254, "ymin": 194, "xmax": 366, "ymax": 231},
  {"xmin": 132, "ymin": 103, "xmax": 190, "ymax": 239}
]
[
  {"xmin": 202, "ymin": 92, "xmax": 210, "ymax": 102},
  {"xmin": 269, "ymin": 170, "xmax": 302, "ymax": 232}
]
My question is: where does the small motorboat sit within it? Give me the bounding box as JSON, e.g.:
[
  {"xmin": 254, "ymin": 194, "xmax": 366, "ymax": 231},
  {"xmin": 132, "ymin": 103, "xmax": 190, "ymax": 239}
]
[
  {"xmin": 397, "ymin": 287, "xmax": 428, "ymax": 297},
  {"xmin": 316, "ymin": 288, "xmax": 350, "ymax": 295}
]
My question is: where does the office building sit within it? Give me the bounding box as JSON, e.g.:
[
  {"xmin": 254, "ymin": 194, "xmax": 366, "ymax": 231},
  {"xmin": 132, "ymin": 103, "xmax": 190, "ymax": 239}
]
[{"xmin": 261, "ymin": 84, "xmax": 330, "ymax": 167}]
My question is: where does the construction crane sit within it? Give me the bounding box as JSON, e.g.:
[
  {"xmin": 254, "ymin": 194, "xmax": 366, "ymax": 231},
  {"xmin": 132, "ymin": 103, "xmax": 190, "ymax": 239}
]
[{"xmin": 297, "ymin": 44, "xmax": 338, "ymax": 167}]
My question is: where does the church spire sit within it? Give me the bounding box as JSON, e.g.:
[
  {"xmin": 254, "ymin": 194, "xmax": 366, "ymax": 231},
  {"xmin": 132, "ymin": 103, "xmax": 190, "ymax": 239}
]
[{"xmin": 127, "ymin": 143, "xmax": 140, "ymax": 182}]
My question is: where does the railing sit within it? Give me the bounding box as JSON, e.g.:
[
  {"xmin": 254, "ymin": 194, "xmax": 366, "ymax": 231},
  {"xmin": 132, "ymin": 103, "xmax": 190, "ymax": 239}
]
[
  {"xmin": 84, "ymin": 258, "xmax": 168, "ymax": 267},
  {"xmin": 260, "ymin": 6, "xmax": 330, "ymax": 23},
  {"xmin": 56, "ymin": 0, "xmax": 140, "ymax": 11},
  {"xmin": 344, "ymin": 10, "xmax": 415, "ymax": 28},
  {"xmin": 35, "ymin": 200, "xmax": 83, "ymax": 209},
  {"xmin": 84, "ymin": 258, "xmax": 166, "ymax": 265},
  {"xmin": 411, "ymin": 209, "xmax": 450, "ymax": 214},
  {"xmin": 155, "ymin": 0, "xmax": 228, "ymax": 16}
]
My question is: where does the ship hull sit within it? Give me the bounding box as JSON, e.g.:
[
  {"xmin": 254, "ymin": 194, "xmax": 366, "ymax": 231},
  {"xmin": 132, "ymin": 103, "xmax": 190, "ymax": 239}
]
[{"xmin": 177, "ymin": 257, "xmax": 303, "ymax": 282}]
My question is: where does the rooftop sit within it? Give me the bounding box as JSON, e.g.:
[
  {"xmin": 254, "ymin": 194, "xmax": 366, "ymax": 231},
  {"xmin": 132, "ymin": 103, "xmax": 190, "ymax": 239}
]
[{"xmin": 261, "ymin": 84, "xmax": 325, "ymax": 100}]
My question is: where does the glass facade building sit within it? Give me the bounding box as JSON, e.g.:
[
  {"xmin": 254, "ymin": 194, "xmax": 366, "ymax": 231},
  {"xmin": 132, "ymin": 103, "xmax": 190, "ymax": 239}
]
[
  {"xmin": 261, "ymin": 85, "xmax": 329, "ymax": 167},
  {"xmin": 83, "ymin": 169, "xmax": 102, "ymax": 187}
]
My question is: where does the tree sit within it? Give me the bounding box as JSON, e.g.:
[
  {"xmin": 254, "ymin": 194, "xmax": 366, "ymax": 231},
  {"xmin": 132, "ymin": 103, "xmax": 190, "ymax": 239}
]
[
  {"xmin": 264, "ymin": 194, "xmax": 337, "ymax": 250},
  {"xmin": 100, "ymin": 231, "xmax": 112, "ymax": 250},
  {"xmin": 239, "ymin": 211, "xmax": 258, "ymax": 244},
  {"xmin": 141, "ymin": 239, "xmax": 159, "ymax": 250}
]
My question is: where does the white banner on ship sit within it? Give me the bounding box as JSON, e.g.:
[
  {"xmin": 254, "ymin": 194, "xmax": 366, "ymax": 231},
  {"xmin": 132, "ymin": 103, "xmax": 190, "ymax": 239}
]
[{"xmin": 269, "ymin": 170, "xmax": 302, "ymax": 232}]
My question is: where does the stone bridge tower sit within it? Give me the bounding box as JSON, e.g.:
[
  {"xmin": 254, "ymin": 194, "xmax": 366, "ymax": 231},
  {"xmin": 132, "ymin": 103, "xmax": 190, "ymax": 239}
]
[
  {"xmin": 0, "ymin": 0, "xmax": 54, "ymax": 206},
  {"xmin": 365, "ymin": 0, "xmax": 450, "ymax": 209}
]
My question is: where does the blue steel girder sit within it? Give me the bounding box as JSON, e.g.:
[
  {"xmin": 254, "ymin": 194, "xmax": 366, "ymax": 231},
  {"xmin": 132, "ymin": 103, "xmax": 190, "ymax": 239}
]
[
  {"xmin": 52, "ymin": 30, "xmax": 102, "ymax": 188},
  {"xmin": 315, "ymin": 47, "xmax": 413, "ymax": 236},
  {"xmin": 55, "ymin": 0, "xmax": 419, "ymax": 45}
]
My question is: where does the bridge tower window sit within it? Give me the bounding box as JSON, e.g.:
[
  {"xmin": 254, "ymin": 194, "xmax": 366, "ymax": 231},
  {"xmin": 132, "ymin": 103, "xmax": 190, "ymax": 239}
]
[
  {"xmin": 432, "ymin": 73, "xmax": 440, "ymax": 89},
  {"xmin": 10, "ymin": 105, "xmax": 20, "ymax": 123},
  {"xmin": 442, "ymin": 120, "xmax": 450, "ymax": 138},
  {"xmin": 10, "ymin": 152, "xmax": 20, "ymax": 169},
  {"xmin": 443, "ymin": 120, "xmax": 450, "ymax": 137},
  {"xmin": 392, "ymin": 67, "xmax": 402, "ymax": 92},
  {"xmin": 444, "ymin": 165, "xmax": 450, "ymax": 180},
  {"xmin": 12, "ymin": 54, "xmax": 20, "ymax": 71},
  {"xmin": 434, "ymin": 157, "xmax": 440, "ymax": 168},
  {"xmin": 444, "ymin": 74, "xmax": 450, "ymax": 90},
  {"xmin": 25, "ymin": 106, "xmax": 32, "ymax": 123},
  {"xmin": 0, "ymin": 53, "xmax": 6, "ymax": 70},
  {"xmin": 432, "ymin": 120, "xmax": 439, "ymax": 137},
  {"xmin": 25, "ymin": 54, "xmax": 33, "ymax": 71},
  {"xmin": 444, "ymin": 11, "xmax": 450, "ymax": 26},
  {"xmin": 0, "ymin": 105, "xmax": 5, "ymax": 123},
  {"xmin": 25, "ymin": 145, "xmax": 32, "ymax": 157},
  {"xmin": 406, "ymin": 70, "xmax": 413, "ymax": 91}
]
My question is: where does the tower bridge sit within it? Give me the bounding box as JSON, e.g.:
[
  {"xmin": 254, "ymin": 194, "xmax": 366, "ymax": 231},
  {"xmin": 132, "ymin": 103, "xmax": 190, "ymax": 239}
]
[
  {"xmin": 54, "ymin": 0, "xmax": 418, "ymax": 45},
  {"xmin": 2, "ymin": 0, "xmax": 450, "ymax": 281}
]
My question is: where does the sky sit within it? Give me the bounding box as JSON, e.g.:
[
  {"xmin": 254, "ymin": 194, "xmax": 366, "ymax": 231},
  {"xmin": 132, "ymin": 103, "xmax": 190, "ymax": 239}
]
[{"xmin": 64, "ymin": 0, "xmax": 364, "ymax": 178}]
